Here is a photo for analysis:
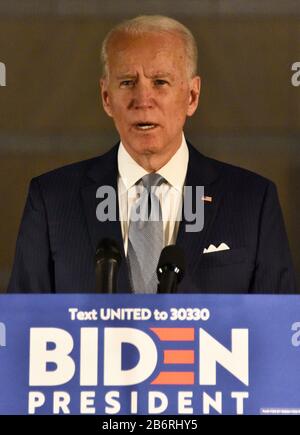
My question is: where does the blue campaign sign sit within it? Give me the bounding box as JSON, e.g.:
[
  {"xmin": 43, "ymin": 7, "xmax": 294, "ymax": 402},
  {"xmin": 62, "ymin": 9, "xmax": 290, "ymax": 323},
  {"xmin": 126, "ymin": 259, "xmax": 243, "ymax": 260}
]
[{"xmin": 0, "ymin": 294, "xmax": 299, "ymax": 415}]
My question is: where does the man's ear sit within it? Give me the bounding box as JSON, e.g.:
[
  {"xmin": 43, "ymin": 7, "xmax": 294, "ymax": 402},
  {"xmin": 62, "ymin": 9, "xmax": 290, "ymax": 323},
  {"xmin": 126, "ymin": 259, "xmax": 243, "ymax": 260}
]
[
  {"xmin": 187, "ymin": 75, "xmax": 201, "ymax": 117},
  {"xmin": 99, "ymin": 78, "xmax": 113, "ymax": 117}
]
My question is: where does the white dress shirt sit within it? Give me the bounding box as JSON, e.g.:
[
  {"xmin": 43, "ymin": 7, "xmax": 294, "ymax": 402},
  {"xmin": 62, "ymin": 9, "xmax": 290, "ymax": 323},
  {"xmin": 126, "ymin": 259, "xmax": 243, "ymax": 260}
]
[{"xmin": 118, "ymin": 133, "xmax": 189, "ymax": 255}]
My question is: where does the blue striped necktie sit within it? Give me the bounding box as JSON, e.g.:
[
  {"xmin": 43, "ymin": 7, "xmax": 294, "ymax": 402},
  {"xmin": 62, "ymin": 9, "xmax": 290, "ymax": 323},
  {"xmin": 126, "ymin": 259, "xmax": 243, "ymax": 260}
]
[{"xmin": 127, "ymin": 173, "xmax": 164, "ymax": 293}]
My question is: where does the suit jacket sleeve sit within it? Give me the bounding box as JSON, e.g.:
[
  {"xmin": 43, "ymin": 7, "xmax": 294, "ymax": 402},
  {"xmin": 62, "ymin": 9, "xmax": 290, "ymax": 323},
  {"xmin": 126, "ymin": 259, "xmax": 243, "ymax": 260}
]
[
  {"xmin": 7, "ymin": 178, "xmax": 54, "ymax": 293},
  {"xmin": 251, "ymin": 181, "xmax": 297, "ymax": 293}
]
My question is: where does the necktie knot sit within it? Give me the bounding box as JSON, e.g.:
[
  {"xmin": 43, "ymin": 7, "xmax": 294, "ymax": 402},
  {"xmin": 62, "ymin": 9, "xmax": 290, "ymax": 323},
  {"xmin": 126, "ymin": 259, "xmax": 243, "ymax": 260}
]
[{"xmin": 141, "ymin": 173, "xmax": 164, "ymax": 192}]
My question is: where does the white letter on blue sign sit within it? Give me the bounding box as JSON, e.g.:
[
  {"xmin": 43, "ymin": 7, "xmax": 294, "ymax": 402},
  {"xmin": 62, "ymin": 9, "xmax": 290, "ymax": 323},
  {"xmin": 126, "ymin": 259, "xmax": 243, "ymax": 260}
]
[
  {"xmin": 28, "ymin": 392, "xmax": 45, "ymax": 414},
  {"xmin": 203, "ymin": 391, "xmax": 222, "ymax": 414},
  {"xmin": 199, "ymin": 328, "xmax": 249, "ymax": 386},
  {"xmin": 80, "ymin": 328, "xmax": 98, "ymax": 386},
  {"xmin": 104, "ymin": 328, "xmax": 157, "ymax": 386},
  {"xmin": 29, "ymin": 328, "xmax": 75, "ymax": 386},
  {"xmin": 148, "ymin": 391, "xmax": 168, "ymax": 414}
]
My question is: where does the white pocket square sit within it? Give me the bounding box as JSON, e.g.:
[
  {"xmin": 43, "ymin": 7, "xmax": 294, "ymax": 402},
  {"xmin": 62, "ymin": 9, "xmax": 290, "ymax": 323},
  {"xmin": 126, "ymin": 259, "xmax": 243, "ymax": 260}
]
[{"xmin": 203, "ymin": 243, "xmax": 230, "ymax": 254}]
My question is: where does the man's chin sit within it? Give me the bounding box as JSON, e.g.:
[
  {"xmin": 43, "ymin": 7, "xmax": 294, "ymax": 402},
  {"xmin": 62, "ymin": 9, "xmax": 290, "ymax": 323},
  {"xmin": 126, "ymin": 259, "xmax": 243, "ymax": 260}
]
[
  {"xmin": 122, "ymin": 140, "xmax": 178, "ymax": 171},
  {"xmin": 135, "ymin": 144, "xmax": 164, "ymax": 157},
  {"xmin": 127, "ymin": 138, "xmax": 164, "ymax": 156}
]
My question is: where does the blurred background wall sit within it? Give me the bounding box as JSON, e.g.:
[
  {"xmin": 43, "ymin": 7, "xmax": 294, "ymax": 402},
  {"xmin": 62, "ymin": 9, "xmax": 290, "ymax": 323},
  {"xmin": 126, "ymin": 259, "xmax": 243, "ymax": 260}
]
[{"xmin": 0, "ymin": 0, "xmax": 299, "ymax": 292}]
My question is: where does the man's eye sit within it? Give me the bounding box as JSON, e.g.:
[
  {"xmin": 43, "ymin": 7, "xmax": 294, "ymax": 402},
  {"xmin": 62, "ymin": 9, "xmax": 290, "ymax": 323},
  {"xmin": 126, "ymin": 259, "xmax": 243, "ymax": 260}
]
[
  {"xmin": 154, "ymin": 79, "xmax": 168, "ymax": 86},
  {"xmin": 120, "ymin": 80, "xmax": 135, "ymax": 87}
]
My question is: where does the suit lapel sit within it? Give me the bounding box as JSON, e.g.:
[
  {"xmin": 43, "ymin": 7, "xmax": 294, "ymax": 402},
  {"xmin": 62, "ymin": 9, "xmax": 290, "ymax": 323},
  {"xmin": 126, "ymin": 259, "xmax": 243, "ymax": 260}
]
[
  {"xmin": 176, "ymin": 144, "xmax": 223, "ymax": 288},
  {"xmin": 80, "ymin": 145, "xmax": 131, "ymax": 293}
]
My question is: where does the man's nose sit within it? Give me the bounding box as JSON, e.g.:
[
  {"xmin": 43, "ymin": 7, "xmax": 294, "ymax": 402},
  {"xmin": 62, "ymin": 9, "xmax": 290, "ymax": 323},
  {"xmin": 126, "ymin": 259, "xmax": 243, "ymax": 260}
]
[{"xmin": 131, "ymin": 80, "xmax": 154, "ymax": 109}]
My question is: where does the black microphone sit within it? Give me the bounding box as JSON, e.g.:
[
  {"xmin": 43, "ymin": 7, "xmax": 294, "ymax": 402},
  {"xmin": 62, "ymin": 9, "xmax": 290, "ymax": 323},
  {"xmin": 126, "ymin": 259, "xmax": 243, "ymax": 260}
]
[
  {"xmin": 95, "ymin": 238, "xmax": 122, "ymax": 293},
  {"xmin": 157, "ymin": 245, "xmax": 185, "ymax": 293}
]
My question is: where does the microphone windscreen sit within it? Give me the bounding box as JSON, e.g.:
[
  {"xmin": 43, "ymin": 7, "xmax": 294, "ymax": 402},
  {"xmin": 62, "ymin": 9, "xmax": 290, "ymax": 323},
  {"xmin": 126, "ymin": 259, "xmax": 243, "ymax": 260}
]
[
  {"xmin": 157, "ymin": 245, "xmax": 185, "ymax": 282},
  {"xmin": 95, "ymin": 238, "xmax": 122, "ymax": 265}
]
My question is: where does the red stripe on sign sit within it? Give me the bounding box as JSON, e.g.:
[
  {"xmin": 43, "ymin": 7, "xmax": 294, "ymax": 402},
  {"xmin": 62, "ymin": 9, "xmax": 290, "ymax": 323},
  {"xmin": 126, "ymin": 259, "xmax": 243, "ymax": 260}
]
[
  {"xmin": 163, "ymin": 350, "xmax": 195, "ymax": 364},
  {"xmin": 150, "ymin": 328, "xmax": 194, "ymax": 341},
  {"xmin": 151, "ymin": 372, "xmax": 195, "ymax": 385}
]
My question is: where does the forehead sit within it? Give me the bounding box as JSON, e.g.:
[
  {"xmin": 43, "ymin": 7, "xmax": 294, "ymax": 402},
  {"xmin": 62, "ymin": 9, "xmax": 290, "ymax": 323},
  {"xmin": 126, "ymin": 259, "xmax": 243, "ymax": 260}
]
[{"xmin": 106, "ymin": 31, "xmax": 187, "ymax": 75}]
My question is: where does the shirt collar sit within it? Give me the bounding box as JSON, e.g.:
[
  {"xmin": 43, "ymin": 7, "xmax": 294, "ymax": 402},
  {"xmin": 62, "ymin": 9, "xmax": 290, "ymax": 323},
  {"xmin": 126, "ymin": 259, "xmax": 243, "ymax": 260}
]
[
  {"xmin": 118, "ymin": 143, "xmax": 148, "ymax": 190},
  {"xmin": 118, "ymin": 133, "xmax": 189, "ymax": 192},
  {"xmin": 157, "ymin": 134, "xmax": 189, "ymax": 191}
]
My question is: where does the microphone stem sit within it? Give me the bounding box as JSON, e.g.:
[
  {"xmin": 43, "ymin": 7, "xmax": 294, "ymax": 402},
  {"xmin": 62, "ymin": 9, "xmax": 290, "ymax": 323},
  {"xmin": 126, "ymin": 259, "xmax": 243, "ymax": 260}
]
[{"xmin": 95, "ymin": 259, "xmax": 119, "ymax": 293}]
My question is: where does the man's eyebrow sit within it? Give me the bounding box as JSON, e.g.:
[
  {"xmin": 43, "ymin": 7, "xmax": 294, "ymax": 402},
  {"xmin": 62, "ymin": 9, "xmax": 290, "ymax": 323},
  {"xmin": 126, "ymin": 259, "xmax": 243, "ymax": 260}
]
[
  {"xmin": 116, "ymin": 74, "xmax": 137, "ymax": 80},
  {"xmin": 150, "ymin": 72, "xmax": 174, "ymax": 79},
  {"xmin": 115, "ymin": 72, "xmax": 175, "ymax": 80}
]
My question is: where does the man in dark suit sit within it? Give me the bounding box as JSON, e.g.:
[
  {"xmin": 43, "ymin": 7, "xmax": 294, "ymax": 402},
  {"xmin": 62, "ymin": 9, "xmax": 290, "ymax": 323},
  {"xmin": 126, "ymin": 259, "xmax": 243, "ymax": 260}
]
[{"xmin": 7, "ymin": 15, "xmax": 297, "ymax": 294}]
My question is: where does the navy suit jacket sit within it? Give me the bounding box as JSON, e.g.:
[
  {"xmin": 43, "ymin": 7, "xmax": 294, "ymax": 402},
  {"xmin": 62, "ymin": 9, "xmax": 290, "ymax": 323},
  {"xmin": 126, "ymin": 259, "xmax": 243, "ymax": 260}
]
[{"xmin": 7, "ymin": 143, "xmax": 297, "ymax": 293}]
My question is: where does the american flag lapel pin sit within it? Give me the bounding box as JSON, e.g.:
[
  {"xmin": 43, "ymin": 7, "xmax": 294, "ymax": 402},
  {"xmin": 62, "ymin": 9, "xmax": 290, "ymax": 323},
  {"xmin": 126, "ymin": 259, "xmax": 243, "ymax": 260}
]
[{"xmin": 201, "ymin": 195, "xmax": 213, "ymax": 203}]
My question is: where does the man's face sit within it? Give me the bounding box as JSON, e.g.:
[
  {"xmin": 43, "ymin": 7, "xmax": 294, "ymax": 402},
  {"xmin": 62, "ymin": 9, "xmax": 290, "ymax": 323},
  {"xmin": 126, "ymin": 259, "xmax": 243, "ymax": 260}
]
[{"xmin": 100, "ymin": 31, "xmax": 200, "ymax": 167}]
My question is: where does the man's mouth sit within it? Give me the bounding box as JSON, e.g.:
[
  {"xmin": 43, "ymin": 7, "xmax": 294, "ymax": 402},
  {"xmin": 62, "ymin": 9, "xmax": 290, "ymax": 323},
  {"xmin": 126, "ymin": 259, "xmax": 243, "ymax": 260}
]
[{"xmin": 134, "ymin": 123, "xmax": 158, "ymax": 131}]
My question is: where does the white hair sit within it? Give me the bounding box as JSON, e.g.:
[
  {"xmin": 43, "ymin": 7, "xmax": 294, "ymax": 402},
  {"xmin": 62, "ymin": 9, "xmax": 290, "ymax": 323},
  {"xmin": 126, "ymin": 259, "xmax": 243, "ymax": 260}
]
[{"xmin": 101, "ymin": 15, "xmax": 198, "ymax": 79}]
